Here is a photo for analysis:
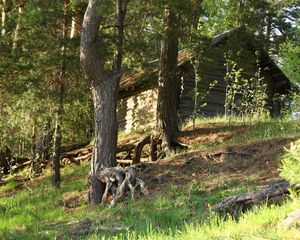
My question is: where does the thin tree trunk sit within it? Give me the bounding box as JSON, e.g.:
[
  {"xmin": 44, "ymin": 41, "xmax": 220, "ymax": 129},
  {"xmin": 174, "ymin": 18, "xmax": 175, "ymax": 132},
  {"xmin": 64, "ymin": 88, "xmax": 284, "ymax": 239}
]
[
  {"xmin": 31, "ymin": 121, "xmax": 51, "ymax": 177},
  {"xmin": 31, "ymin": 123, "xmax": 36, "ymax": 160},
  {"xmin": 52, "ymin": 80, "xmax": 64, "ymax": 187},
  {"xmin": 192, "ymin": 66, "xmax": 199, "ymax": 130},
  {"xmin": 52, "ymin": 117, "xmax": 62, "ymax": 186},
  {"xmin": 189, "ymin": 0, "xmax": 203, "ymax": 130},
  {"xmin": 1, "ymin": 0, "xmax": 6, "ymax": 36},
  {"xmin": 52, "ymin": 0, "xmax": 69, "ymax": 187},
  {"xmin": 12, "ymin": 5, "xmax": 22, "ymax": 55},
  {"xmin": 70, "ymin": 17, "xmax": 77, "ymax": 38},
  {"xmin": 81, "ymin": 0, "xmax": 128, "ymax": 205},
  {"xmin": 156, "ymin": 6, "xmax": 180, "ymax": 151}
]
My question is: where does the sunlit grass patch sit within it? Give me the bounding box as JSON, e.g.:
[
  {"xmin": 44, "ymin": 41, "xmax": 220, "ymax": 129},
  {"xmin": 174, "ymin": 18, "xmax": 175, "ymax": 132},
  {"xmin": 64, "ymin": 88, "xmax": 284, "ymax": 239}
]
[{"xmin": 182, "ymin": 116, "xmax": 300, "ymax": 151}]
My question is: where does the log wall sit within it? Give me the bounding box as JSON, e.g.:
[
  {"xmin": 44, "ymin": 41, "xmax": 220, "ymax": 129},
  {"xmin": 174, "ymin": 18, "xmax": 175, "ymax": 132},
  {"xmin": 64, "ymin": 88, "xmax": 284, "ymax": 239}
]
[
  {"xmin": 117, "ymin": 35, "xmax": 285, "ymax": 131},
  {"xmin": 117, "ymin": 89, "xmax": 157, "ymax": 132}
]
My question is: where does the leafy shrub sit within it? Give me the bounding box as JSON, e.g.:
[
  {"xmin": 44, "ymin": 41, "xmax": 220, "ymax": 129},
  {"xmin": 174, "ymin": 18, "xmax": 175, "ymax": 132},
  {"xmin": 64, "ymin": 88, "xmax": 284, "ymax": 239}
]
[{"xmin": 280, "ymin": 140, "xmax": 300, "ymax": 186}]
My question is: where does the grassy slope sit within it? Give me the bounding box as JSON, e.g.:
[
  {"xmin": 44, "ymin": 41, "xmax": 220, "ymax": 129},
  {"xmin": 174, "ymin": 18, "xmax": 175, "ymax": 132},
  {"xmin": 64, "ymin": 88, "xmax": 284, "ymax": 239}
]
[{"xmin": 1, "ymin": 117, "xmax": 300, "ymax": 240}]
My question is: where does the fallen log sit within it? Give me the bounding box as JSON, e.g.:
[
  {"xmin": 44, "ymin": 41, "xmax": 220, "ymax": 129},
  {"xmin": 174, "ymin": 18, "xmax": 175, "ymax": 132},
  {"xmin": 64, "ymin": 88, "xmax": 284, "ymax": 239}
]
[
  {"xmin": 61, "ymin": 141, "xmax": 90, "ymax": 153},
  {"xmin": 212, "ymin": 179, "xmax": 290, "ymax": 219},
  {"xmin": 11, "ymin": 160, "xmax": 32, "ymax": 171},
  {"xmin": 59, "ymin": 138, "xmax": 149, "ymax": 167},
  {"xmin": 11, "ymin": 157, "xmax": 30, "ymax": 166},
  {"xmin": 116, "ymin": 160, "xmax": 132, "ymax": 164},
  {"xmin": 61, "ymin": 146, "xmax": 92, "ymax": 159},
  {"xmin": 117, "ymin": 143, "xmax": 136, "ymax": 154},
  {"xmin": 74, "ymin": 153, "xmax": 92, "ymax": 162}
]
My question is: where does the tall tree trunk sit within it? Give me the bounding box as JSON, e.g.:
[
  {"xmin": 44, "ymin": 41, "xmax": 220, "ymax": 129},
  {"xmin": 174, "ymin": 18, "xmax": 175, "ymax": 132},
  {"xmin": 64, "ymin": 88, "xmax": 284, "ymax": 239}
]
[
  {"xmin": 52, "ymin": 0, "xmax": 69, "ymax": 187},
  {"xmin": 80, "ymin": 0, "xmax": 128, "ymax": 205},
  {"xmin": 156, "ymin": 6, "xmax": 180, "ymax": 152},
  {"xmin": 265, "ymin": 13, "xmax": 272, "ymax": 53},
  {"xmin": 115, "ymin": 0, "xmax": 127, "ymax": 73},
  {"xmin": 52, "ymin": 115, "xmax": 62, "ymax": 186},
  {"xmin": 1, "ymin": 0, "xmax": 5, "ymax": 36},
  {"xmin": 52, "ymin": 82, "xmax": 64, "ymax": 187}
]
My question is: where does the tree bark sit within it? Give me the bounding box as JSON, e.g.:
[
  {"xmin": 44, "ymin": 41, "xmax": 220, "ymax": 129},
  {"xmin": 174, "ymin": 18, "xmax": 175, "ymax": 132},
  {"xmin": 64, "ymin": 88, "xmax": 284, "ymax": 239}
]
[
  {"xmin": 31, "ymin": 123, "xmax": 36, "ymax": 161},
  {"xmin": 156, "ymin": 6, "xmax": 180, "ymax": 151},
  {"xmin": 31, "ymin": 121, "xmax": 52, "ymax": 177},
  {"xmin": 132, "ymin": 134, "xmax": 151, "ymax": 164},
  {"xmin": 213, "ymin": 179, "xmax": 290, "ymax": 219},
  {"xmin": 265, "ymin": 13, "xmax": 272, "ymax": 53},
  {"xmin": 12, "ymin": 5, "xmax": 22, "ymax": 55},
  {"xmin": 1, "ymin": 0, "xmax": 6, "ymax": 36},
  {"xmin": 0, "ymin": 147, "xmax": 11, "ymax": 175},
  {"xmin": 70, "ymin": 16, "xmax": 81, "ymax": 39},
  {"xmin": 52, "ymin": 115, "xmax": 62, "ymax": 186},
  {"xmin": 80, "ymin": 0, "xmax": 128, "ymax": 205},
  {"xmin": 52, "ymin": 0, "xmax": 69, "ymax": 187}
]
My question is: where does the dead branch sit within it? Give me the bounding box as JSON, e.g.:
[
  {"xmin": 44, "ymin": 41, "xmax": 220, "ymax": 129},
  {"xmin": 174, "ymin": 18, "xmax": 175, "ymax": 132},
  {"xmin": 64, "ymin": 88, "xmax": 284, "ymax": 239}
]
[
  {"xmin": 61, "ymin": 141, "xmax": 90, "ymax": 153},
  {"xmin": 74, "ymin": 153, "xmax": 92, "ymax": 161},
  {"xmin": 203, "ymin": 150, "xmax": 250, "ymax": 159}
]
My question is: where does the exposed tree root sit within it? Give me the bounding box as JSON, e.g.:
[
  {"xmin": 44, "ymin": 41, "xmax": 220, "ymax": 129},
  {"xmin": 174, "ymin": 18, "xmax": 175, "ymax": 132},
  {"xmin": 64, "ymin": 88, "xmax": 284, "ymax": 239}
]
[
  {"xmin": 132, "ymin": 135, "xmax": 151, "ymax": 164},
  {"xmin": 95, "ymin": 166, "xmax": 148, "ymax": 206},
  {"xmin": 149, "ymin": 133, "xmax": 188, "ymax": 161}
]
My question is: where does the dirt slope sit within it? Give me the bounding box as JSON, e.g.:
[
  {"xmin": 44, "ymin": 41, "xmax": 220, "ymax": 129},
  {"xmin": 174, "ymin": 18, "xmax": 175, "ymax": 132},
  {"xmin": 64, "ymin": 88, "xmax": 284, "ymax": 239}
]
[{"xmin": 141, "ymin": 138, "xmax": 293, "ymax": 193}]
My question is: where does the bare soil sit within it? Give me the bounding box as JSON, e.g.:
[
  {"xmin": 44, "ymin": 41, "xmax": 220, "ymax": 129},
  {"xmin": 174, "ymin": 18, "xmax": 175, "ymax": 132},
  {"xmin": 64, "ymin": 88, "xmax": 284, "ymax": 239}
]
[
  {"xmin": 0, "ymin": 123, "xmax": 295, "ymax": 204},
  {"xmin": 141, "ymin": 137, "xmax": 293, "ymax": 194}
]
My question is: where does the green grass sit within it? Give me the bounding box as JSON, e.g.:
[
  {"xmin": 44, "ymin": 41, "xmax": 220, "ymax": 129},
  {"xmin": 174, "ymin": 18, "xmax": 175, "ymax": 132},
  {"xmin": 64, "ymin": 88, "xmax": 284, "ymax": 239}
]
[
  {"xmin": 137, "ymin": 199, "xmax": 300, "ymax": 240},
  {"xmin": 183, "ymin": 116, "xmax": 300, "ymax": 151},
  {"xmin": 1, "ymin": 116, "xmax": 300, "ymax": 239},
  {"xmin": 1, "ymin": 161, "xmax": 292, "ymax": 240}
]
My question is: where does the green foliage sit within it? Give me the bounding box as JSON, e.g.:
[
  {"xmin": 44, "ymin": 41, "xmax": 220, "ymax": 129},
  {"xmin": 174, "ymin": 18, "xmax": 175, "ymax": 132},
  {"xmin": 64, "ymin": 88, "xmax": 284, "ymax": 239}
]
[
  {"xmin": 280, "ymin": 140, "xmax": 300, "ymax": 187},
  {"xmin": 0, "ymin": 0, "xmax": 298, "ymax": 158},
  {"xmin": 280, "ymin": 28, "xmax": 300, "ymax": 85},
  {"xmin": 202, "ymin": 0, "xmax": 299, "ymax": 53},
  {"xmin": 0, "ymin": 0, "xmax": 93, "ymax": 156},
  {"xmin": 190, "ymin": 50, "xmax": 218, "ymax": 129},
  {"xmin": 224, "ymin": 51, "xmax": 268, "ymax": 120},
  {"xmin": 224, "ymin": 51, "xmax": 244, "ymax": 117},
  {"xmin": 280, "ymin": 25, "xmax": 300, "ymax": 115}
]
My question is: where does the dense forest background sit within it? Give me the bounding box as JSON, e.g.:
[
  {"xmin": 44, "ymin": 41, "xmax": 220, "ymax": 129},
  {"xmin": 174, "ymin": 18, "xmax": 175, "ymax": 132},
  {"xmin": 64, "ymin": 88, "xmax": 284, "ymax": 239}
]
[
  {"xmin": 0, "ymin": 0, "xmax": 300, "ymax": 239},
  {"xmin": 0, "ymin": 0, "xmax": 299, "ymax": 158}
]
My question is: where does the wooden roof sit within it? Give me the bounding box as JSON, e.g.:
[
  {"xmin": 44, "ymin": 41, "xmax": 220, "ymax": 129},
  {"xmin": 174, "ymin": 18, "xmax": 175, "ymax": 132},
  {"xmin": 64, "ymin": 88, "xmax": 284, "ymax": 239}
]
[
  {"xmin": 118, "ymin": 27, "xmax": 291, "ymax": 99},
  {"xmin": 118, "ymin": 50, "xmax": 190, "ymax": 99}
]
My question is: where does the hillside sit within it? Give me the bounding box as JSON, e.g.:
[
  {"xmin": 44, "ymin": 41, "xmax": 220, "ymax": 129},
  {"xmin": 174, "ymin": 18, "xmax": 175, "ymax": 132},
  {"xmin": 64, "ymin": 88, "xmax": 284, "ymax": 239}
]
[{"xmin": 1, "ymin": 118, "xmax": 300, "ymax": 239}]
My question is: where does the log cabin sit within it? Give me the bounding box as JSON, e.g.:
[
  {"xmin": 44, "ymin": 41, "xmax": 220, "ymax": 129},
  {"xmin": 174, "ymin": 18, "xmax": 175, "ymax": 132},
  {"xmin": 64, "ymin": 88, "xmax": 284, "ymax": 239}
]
[{"xmin": 117, "ymin": 27, "xmax": 291, "ymax": 132}]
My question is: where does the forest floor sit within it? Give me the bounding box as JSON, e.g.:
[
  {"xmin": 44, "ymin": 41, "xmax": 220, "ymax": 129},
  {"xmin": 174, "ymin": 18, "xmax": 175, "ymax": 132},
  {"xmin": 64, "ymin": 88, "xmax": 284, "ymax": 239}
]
[{"xmin": 1, "ymin": 117, "xmax": 300, "ymax": 239}]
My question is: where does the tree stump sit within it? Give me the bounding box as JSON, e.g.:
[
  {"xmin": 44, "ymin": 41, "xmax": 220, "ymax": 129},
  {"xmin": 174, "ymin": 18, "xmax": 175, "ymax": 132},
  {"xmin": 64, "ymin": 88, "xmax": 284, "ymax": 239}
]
[{"xmin": 94, "ymin": 166, "xmax": 148, "ymax": 206}]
